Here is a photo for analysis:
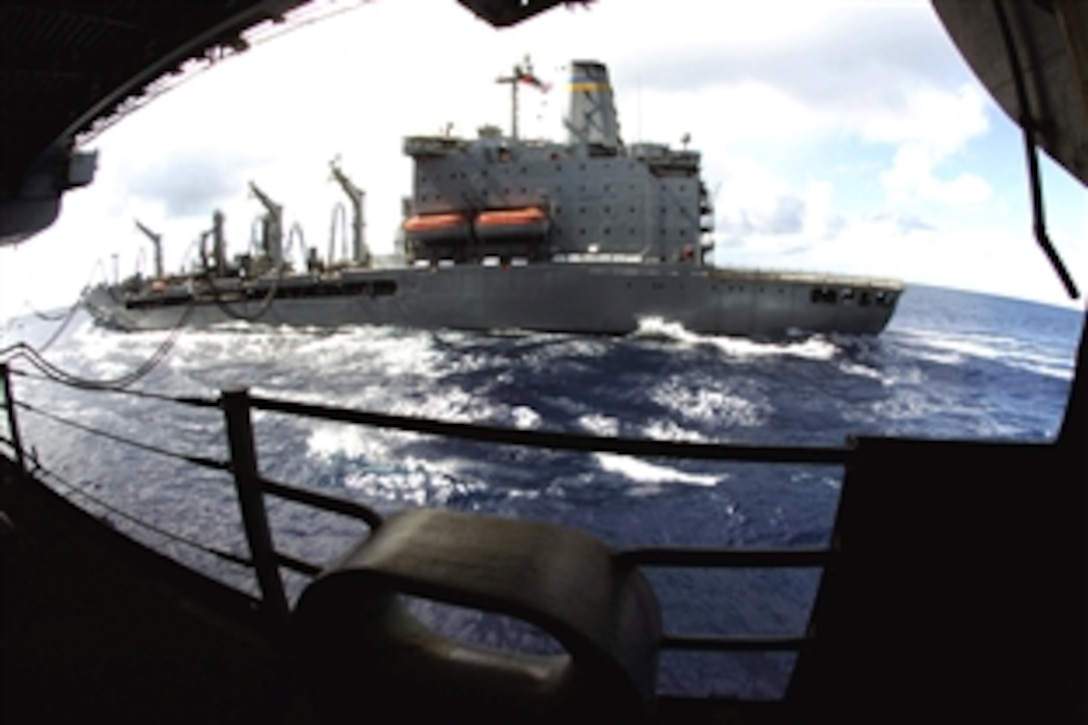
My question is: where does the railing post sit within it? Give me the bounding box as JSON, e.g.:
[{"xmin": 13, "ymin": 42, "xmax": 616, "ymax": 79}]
[
  {"xmin": 221, "ymin": 387, "xmax": 290, "ymax": 626},
  {"xmin": 1, "ymin": 363, "xmax": 26, "ymax": 475}
]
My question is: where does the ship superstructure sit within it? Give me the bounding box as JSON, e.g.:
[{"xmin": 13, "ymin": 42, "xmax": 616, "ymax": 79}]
[{"xmin": 403, "ymin": 61, "xmax": 712, "ymax": 267}]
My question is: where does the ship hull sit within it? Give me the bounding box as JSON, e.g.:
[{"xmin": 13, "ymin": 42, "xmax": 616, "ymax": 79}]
[{"xmin": 82, "ymin": 263, "xmax": 902, "ymax": 336}]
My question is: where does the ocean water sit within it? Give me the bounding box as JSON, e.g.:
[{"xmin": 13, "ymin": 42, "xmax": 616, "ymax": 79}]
[{"xmin": 3, "ymin": 283, "xmax": 1083, "ymax": 698}]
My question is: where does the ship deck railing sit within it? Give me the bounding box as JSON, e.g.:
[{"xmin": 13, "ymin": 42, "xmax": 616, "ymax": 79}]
[{"xmin": 0, "ymin": 361, "xmax": 848, "ymax": 702}]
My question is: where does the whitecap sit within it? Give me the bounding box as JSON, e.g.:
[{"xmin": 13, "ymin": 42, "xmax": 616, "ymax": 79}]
[
  {"xmin": 642, "ymin": 419, "xmax": 709, "ymax": 442},
  {"xmin": 629, "ymin": 317, "xmax": 701, "ymax": 344},
  {"xmin": 648, "ymin": 379, "xmax": 769, "ymax": 428},
  {"xmin": 511, "ymin": 405, "xmax": 541, "ymax": 429},
  {"xmin": 837, "ymin": 362, "xmax": 884, "ymax": 381},
  {"xmin": 577, "ymin": 413, "xmax": 619, "ymax": 437},
  {"xmin": 595, "ymin": 452, "xmax": 720, "ymax": 487},
  {"xmin": 708, "ymin": 335, "xmax": 837, "ymax": 361},
  {"xmin": 631, "ymin": 315, "xmax": 839, "ymax": 360},
  {"xmin": 306, "ymin": 422, "xmax": 394, "ymax": 462}
]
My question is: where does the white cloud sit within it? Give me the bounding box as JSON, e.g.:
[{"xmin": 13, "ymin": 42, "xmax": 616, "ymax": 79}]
[
  {"xmin": 881, "ymin": 143, "xmax": 992, "ymax": 206},
  {"xmin": 868, "ymin": 83, "xmax": 993, "ymax": 207},
  {"xmin": 857, "ymin": 83, "xmax": 989, "ymax": 150},
  {"xmin": 801, "ymin": 181, "xmax": 838, "ymax": 238}
]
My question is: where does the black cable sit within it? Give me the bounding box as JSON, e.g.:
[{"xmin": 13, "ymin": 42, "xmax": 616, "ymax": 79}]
[
  {"xmin": 993, "ymin": 0, "xmax": 1080, "ymax": 300},
  {"xmin": 34, "ymin": 300, "xmax": 82, "ymax": 353},
  {"xmin": 27, "ymin": 305, "xmax": 68, "ymax": 323},
  {"xmin": 1, "ymin": 252, "xmax": 195, "ymax": 390},
  {"xmin": 16, "ymin": 399, "xmax": 229, "ymax": 472},
  {"xmin": 0, "ymin": 302, "xmax": 193, "ymax": 390},
  {"xmin": 199, "ymin": 260, "xmax": 286, "ymax": 323},
  {"xmin": 10, "ymin": 369, "xmax": 219, "ymax": 408}
]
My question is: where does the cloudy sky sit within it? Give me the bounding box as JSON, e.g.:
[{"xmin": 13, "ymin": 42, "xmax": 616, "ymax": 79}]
[{"xmin": 2, "ymin": 0, "xmax": 1085, "ymax": 314}]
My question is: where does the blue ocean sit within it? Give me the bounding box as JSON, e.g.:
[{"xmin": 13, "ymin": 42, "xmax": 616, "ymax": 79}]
[{"xmin": 2, "ymin": 283, "xmax": 1083, "ymax": 698}]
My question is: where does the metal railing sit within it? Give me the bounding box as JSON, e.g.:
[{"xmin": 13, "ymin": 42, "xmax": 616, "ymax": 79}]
[{"xmin": 0, "ymin": 361, "xmax": 849, "ymax": 678}]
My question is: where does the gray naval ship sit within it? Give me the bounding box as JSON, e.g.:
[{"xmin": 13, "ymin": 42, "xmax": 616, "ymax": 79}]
[{"xmin": 83, "ymin": 60, "xmax": 903, "ymax": 336}]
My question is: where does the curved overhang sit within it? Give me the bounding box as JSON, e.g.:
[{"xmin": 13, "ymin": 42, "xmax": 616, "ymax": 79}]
[
  {"xmin": 0, "ymin": 0, "xmax": 317, "ymax": 246},
  {"xmin": 933, "ymin": 0, "xmax": 1088, "ymax": 187}
]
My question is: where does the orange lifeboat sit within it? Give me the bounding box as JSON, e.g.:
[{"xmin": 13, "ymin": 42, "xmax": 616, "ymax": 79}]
[
  {"xmin": 402, "ymin": 212, "xmax": 469, "ymax": 242},
  {"xmin": 473, "ymin": 207, "xmax": 549, "ymax": 240}
]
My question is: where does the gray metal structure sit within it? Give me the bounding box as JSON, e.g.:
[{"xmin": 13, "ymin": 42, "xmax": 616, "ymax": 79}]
[{"xmin": 82, "ymin": 60, "xmax": 903, "ymax": 337}]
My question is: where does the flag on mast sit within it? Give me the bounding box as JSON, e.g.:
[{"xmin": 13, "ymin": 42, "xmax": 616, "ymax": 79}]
[{"xmin": 516, "ymin": 69, "xmax": 550, "ymax": 92}]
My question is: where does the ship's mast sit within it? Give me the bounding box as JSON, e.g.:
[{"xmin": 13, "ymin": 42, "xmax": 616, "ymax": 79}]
[
  {"xmin": 496, "ymin": 61, "xmax": 523, "ymax": 139},
  {"xmin": 134, "ymin": 219, "xmax": 164, "ymax": 279},
  {"xmin": 495, "ymin": 56, "xmax": 546, "ymax": 140}
]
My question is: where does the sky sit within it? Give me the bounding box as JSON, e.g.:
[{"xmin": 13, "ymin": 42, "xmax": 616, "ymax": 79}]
[{"xmin": 2, "ymin": 0, "xmax": 1086, "ymax": 315}]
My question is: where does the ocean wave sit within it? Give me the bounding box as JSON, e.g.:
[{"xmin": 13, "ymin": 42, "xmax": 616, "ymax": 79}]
[
  {"xmin": 510, "ymin": 405, "xmax": 541, "ymax": 429},
  {"xmin": 894, "ymin": 328, "xmax": 1074, "ymax": 380},
  {"xmin": 577, "ymin": 413, "xmax": 620, "ymax": 437},
  {"xmin": 629, "ymin": 317, "xmax": 839, "ymax": 361},
  {"xmin": 648, "ymin": 378, "xmax": 770, "ymax": 428},
  {"xmin": 306, "ymin": 422, "xmax": 398, "ymax": 462},
  {"xmin": 341, "ymin": 454, "xmax": 486, "ymax": 508},
  {"xmin": 595, "ymin": 452, "xmax": 722, "ymax": 487},
  {"xmin": 641, "ymin": 419, "xmax": 709, "ymax": 442},
  {"xmin": 629, "ymin": 317, "xmax": 702, "ymax": 344},
  {"xmin": 708, "ymin": 335, "xmax": 838, "ymax": 361}
]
